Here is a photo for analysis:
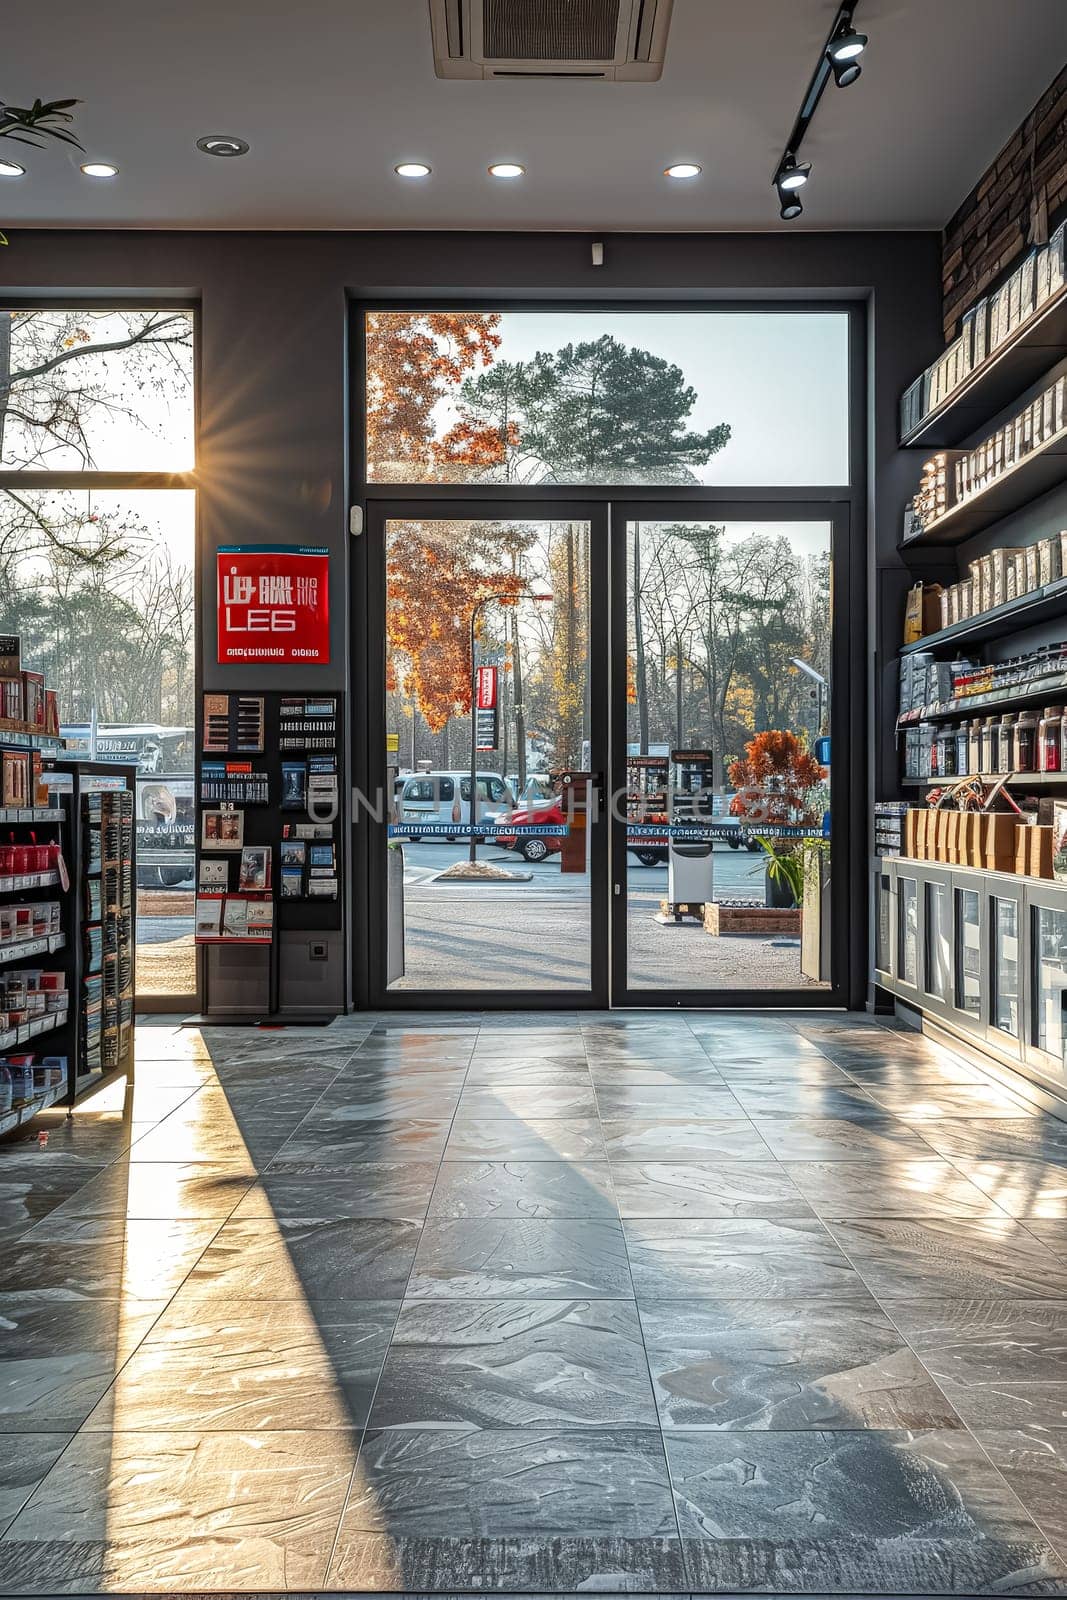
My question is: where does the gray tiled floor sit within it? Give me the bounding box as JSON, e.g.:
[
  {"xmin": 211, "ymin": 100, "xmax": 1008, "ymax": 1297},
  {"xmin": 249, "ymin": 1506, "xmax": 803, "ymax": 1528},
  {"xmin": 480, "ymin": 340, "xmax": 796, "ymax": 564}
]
[{"xmin": 1, "ymin": 1009, "xmax": 1067, "ymax": 1593}]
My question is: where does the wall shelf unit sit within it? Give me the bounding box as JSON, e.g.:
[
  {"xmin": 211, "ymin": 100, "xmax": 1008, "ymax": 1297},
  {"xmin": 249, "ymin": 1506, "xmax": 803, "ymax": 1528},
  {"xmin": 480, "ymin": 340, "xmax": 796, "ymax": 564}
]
[
  {"xmin": 901, "ymin": 285, "xmax": 1067, "ymax": 449},
  {"xmin": 902, "ymin": 423, "xmax": 1067, "ymax": 546},
  {"xmin": 901, "ymin": 771, "xmax": 1067, "ymax": 789},
  {"xmin": 900, "ymin": 580, "xmax": 1067, "ymax": 654}
]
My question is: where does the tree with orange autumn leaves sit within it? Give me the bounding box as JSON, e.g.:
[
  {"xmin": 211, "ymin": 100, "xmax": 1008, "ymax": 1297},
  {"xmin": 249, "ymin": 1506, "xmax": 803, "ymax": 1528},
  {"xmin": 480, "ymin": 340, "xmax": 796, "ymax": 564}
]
[
  {"xmin": 728, "ymin": 730, "xmax": 825, "ymax": 824},
  {"xmin": 366, "ymin": 311, "xmax": 512, "ymax": 481},
  {"xmin": 386, "ymin": 519, "xmax": 531, "ymax": 736}
]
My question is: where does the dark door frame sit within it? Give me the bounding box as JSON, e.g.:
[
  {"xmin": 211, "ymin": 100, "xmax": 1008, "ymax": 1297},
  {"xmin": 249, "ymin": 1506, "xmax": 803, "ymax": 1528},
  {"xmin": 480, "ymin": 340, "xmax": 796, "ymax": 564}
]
[
  {"xmin": 361, "ymin": 498, "xmax": 612, "ymax": 1010},
  {"xmin": 608, "ymin": 498, "xmax": 857, "ymax": 1010}
]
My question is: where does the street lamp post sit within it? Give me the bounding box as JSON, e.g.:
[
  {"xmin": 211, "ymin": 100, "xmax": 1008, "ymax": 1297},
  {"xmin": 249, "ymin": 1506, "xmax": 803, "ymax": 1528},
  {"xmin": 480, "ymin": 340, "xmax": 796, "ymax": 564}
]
[{"xmin": 788, "ymin": 656, "xmax": 827, "ymax": 738}]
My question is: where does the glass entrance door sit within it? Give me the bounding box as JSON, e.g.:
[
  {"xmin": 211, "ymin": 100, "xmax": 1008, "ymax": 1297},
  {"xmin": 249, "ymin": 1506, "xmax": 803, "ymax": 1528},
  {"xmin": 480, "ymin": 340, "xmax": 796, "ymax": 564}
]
[
  {"xmin": 611, "ymin": 506, "xmax": 845, "ymax": 1005},
  {"xmin": 366, "ymin": 502, "xmax": 608, "ymax": 1005}
]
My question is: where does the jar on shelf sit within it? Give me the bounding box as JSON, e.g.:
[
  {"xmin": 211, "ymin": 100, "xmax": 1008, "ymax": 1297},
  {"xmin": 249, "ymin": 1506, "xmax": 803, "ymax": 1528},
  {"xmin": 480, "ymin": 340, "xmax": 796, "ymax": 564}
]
[
  {"xmin": 968, "ymin": 718, "xmax": 982, "ymax": 775},
  {"xmin": 956, "ymin": 721, "xmax": 970, "ymax": 775},
  {"xmin": 986, "ymin": 716, "xmax": 1001, "ymax": 775},
  {"xmin": 999, "ymin": 713, "xmax": 1016, "ymax": 774},
  {"xmin": 938, "ymin": 726, "xmax": 958, "ymax": 778},
  {"xmin": 1015, "ymin": 708, "xmax": 1039, "ymax": 773},
  {"xmin": 1039, "ymin": 706, "xmax": 1065, "ymax": 773}
]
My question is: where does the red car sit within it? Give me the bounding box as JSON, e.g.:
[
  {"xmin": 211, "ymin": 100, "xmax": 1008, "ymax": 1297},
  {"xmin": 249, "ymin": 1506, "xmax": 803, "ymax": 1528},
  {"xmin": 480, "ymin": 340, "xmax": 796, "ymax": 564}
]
[
  {"xmin": 494, "ymin": 798, "xmax": 566, "ymax": 862},
  {"xmin": 495, "ymin": 799, "xmax": 667, "ymax": 867}
]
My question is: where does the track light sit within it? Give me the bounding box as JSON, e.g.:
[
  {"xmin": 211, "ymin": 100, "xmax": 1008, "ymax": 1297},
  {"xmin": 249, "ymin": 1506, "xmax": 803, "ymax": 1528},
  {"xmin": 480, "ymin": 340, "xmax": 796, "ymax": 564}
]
[
  {"xmin": 779, "ymin": 193, "xmax": 803, "ymax": 221},
  {"xmin": 827, "ymin": 19, "xmax": 867, "ymax": 85},
  {"xmin": 776, "ymin": 156, "xmax": 811, "ymax": 192}
]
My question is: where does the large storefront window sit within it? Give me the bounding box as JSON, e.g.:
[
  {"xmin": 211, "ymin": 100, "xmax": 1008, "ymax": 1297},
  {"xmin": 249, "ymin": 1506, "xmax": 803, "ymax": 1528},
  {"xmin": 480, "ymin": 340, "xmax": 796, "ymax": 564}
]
[
  {"xmin": 0, "ymin": 308, "xmax": 196, "ymax": 1003},
  {"xmin": 365, "ymin": 310, "xmax": 849, "ymax": 487}
]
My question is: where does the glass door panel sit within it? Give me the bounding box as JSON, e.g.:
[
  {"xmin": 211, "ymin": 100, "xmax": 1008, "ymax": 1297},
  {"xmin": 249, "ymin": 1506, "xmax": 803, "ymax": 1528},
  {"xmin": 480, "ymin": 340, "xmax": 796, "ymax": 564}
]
[
  {"xmin": 376, "ymin": 511, "xmax": 603, "ymax": 999},
  {"xmin": 619, "ymin": 516, "xmax": 833, "ymax": 998}
]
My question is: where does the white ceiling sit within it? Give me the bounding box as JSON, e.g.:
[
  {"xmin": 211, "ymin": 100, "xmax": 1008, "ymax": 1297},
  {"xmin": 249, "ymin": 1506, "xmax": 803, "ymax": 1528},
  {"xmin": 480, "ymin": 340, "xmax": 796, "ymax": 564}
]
[{"xmin": 4, "ymin": 0, "xmax": 1065, "ymax": 232}]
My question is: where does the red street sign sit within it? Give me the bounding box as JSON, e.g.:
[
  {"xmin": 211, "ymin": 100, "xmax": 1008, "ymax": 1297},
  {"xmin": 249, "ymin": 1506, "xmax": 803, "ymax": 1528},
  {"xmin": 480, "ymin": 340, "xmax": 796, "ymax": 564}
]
[
  {"xmin": 217, "ymin": 545, "xmax": 330, "ymax": 664},
  {"xmin": 476, "ymin": 665, "xmax": 498, "ymax": 710}
]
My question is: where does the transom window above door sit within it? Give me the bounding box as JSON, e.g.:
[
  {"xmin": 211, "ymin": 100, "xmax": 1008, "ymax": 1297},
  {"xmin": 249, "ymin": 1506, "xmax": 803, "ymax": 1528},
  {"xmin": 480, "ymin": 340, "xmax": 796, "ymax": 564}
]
[{"xmin": 364, "ymin": 309, "xmax": 850, "ymax": 488}]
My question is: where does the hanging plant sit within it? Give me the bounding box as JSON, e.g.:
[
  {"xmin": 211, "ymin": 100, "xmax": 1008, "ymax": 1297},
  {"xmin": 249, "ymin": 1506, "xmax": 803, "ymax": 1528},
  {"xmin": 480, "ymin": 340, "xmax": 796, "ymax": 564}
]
[{"xmin": 0, "ymin": 97, "xmax": 83, "ymax": 245}]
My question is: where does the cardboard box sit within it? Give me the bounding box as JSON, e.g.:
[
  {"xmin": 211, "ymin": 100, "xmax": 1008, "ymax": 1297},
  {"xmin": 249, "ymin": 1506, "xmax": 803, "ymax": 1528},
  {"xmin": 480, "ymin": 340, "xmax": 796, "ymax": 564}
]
[
  {"xmin": 982, "ymin": 812, "xmax": 1017, "ymax": 869},
  {"xmin": 1032, "ymin": 825, "xmax": 1055, "ymax": 879},
  {"xmin": 904, "ymin": 809, "xmax": 919, "ymax": 858},
  {"xmin": 1015, "ymin": 824, "xmax": 1032, "ymax": 875}
]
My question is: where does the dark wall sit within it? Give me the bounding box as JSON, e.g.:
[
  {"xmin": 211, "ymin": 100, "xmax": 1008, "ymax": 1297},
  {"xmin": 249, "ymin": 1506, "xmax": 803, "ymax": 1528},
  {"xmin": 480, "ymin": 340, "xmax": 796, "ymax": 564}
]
[{"xmin": 0, "ymin": 227, "xmax": 943, "ymax": 1007}]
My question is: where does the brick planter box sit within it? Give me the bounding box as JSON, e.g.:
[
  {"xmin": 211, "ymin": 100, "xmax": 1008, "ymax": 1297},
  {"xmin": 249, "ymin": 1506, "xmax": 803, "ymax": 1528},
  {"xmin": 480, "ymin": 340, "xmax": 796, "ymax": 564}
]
[{"xmin": 704, "ymin": 903, "xmax": 801, "ymax": 936}]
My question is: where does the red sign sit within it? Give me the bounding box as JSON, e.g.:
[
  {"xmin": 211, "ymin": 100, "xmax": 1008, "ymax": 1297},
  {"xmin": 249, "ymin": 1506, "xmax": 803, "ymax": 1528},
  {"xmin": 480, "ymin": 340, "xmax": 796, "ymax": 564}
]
[
  {"xmin": 476, "ymin": 665, "xmax": 498, "ymax": 710},
  {"xmin": 217, "ymin": 545, "xmax": 330, "ymax": 664}
]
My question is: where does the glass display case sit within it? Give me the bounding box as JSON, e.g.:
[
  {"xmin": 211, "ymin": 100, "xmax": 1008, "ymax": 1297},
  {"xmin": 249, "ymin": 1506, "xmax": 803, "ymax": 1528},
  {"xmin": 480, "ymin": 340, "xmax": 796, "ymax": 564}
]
[
  {"xmin": 955, "ymin": 887, "xmax": 981, "ymax": 1017},
  {"xmin": 898, "ymin": 874, "xmax": 918, "ymax": 988},
  {"xmin": 992, "ymin": 895, "xmax": 1021, "ymax": 1038},
  {"xmin": 1033, "ymin": 903, "xmax": 1067, "ymax": 1072},
  {"xmin": 925, "ymin": 880, "xmax": 952, "ymax": 1003}
]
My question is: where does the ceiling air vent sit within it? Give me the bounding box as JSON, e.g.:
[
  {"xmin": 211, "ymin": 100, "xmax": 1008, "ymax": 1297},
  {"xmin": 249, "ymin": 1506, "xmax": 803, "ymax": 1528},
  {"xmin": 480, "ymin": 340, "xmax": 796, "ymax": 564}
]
[{"xmin": 429, "ymin": 0, "xmax": 674, "ymax": 80}]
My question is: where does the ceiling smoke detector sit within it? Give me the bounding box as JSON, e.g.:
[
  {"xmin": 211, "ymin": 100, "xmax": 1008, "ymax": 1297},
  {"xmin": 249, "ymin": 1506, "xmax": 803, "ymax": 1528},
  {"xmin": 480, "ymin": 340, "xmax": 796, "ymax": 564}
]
[{"xmin": 429, "ymin": 0, "xmax": 674, "ymax": 81}]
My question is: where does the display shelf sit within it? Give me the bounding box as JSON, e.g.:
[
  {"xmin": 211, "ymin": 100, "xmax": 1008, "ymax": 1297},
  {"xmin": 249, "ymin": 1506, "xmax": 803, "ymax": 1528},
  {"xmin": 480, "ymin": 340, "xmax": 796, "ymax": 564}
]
[
  {"xmin": 900, "ymin": 580, "xmax": 1067, "ymax": 654},
  {"xmin": 0, "ymin": 871, "xmax": 61, "ymax": 894},
  {"xmin": 0, "ymin": 1009, "xmax": 69, "ymax": 1052},
  {"xmin": 901, "ymin": 285, "xmax": 1067, "ymax": 449},
  {"xmin": 0, "ymin": 1080, "xmax": 67, "ymax": 1139},
  {"xmin": 0, "ymin": 934, "xmax": 65, "ymax": 966},
  {"xmin": 0, "ymin": 806, "xmax": 66, "ymax": 825},
  {"xmin": 0, "ymin": 731, "xmax": 65, "ymax": 753},
  {"xmin": 902, "ymin": 423, "xmax": 1067, "ymax": 546},
  {"xmin": 898, "ymin": 671, "xmax": 1067, "ymax": 725},
  {"xmin": 901, "ymin": 771, "xmax": 1067, "ymax": 788}
]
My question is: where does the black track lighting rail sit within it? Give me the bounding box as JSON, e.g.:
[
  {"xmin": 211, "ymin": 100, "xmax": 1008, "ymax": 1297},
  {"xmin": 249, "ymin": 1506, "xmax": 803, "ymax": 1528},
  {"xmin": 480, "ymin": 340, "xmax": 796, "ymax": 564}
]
[{"xmin": 772, "ymin": 0, "xmax": 865, "ymax": 219}]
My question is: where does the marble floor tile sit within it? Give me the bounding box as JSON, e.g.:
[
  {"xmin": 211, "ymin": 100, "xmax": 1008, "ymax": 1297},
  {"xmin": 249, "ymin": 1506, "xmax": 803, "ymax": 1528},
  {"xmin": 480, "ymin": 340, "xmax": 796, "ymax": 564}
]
[
  {"xmin": 233, "ymin": 1165, "xmax": 438, "ymax": 1221},
  {"xmin": 370, "ymin": 1300, "xmax": 656, "ymax": 1428},
  {"xmin": 0, "ymin": 1296, "xmax": 166, "ymax": 1432},
  {"xmin": 917, "ymin": 1118, "xmax": 1067, "ymax": 1165},
  {"xmin": 0, "ymin": 1218, "xmax": 218, "ymax": 1302},
  {"xmin": 327, "ymin": 1533, "xmax": 687, "ymax": 1593},
  {"xmin": 428, "ymin": 1160, "xmax": 618, "ymax": 1219},
  {"xmin": 82, "ymin": 1299, "xmax": 397, "ymax": 1431},
  {"xmin": 1025, "ymin": 1218, "xmax": 1067, "ymax": 1259},
  {"xmin": 862, "ymin": 1084, "xmax": 1040, "ymax": 1121},
  {"xmin": 586, "ymin": 1060, "xmax": 727, "ymax": 1087},
  {"xmin": 752, "ymin": 1114, "xmax": 940, "ymax": 1162},
  {"xmin": 457, "ymin": 1084, "xmax": 599, "ymax": 1119},
  {"xmin": 271, "ymin": 1118, "xmax": 452, "ymax": 1170},
  {"xmin": 601, "ymin": 1119, "xmax": 771, "ymax": 1162},
  {"xmin": 725, "ymin": 1082, "xmax": 880, "ymax": 1119},
  {"xmin": 890, "ymin": 1300, "xmax": 1067, "ymax": 1426},
  {"xmin": 624, "ymin": 1216, "xmax": 862, "ymax": 1301},
  {"xmin": 639, "ymin": 1299, "xmax": 961, "ymax": 1430},
  {"xmin": 463, "ymin": 1059, "xmax": 593, "ymax": 1086},
  {"xmin": 666, "ymin": 1428, "xmax": 1067, "ymax": 1593},
  {"xmin": 610, "ymin": 1161, "xmax": 811, "ymax": 1219},
  {"xmin": 782, "ymin": 1158, "xmax": 1006, "ymax": 1218},
  {"xmin": 826, "ymin": 1216, "xmax": 1067, "ymax": 1300},
  {"xmin": 978, "ymin": 1430, "xmax": 1067, "ymax": 1560},
  {"xmin": 45, "ymin": 1160, "xmax": 255, "ymax": 1221},
  {"xmin": 839, "ymin": 1057, "xmax": 1000, "ymax": 1087},
  {"xmin": 0, "ymin": 1161, "xmax": 112, "ymax": 1240},
  {"xmin": 182, "ymin": 1216, "xmax": 421, "ymax": 1301},
  {"xmin": 406, "ymin": 1217, "xmax": 632, "ymax": 1299},
  {"xmin": 2, "ymin": 1428, "xmax": 359, "ymax": 1591},
  {"xmin": 337, "ymin": 1427, "xmax": 677, "ymax": 1538},
  {"xmin": 444, "ymin": 1116, "xmax": 606, "ymax": 1162},
  {"xmin": 952, "ymin": 1159, "xmax": 1067, "ymax": 1217},
  {"xmin": 0, "ymin": 1436, "xmax": 72, "ymax": 1537},
  {"xmin": 592, "ymin": 1085, "xmax": 746, "ymax": 1120},
  {"xmin": 307, "ymin": 1081, "xmax": 465, "ymax": 1121},
  {"xmin": 707, "ymin": 1055, "xmax": 855, "ymax": 1083}
]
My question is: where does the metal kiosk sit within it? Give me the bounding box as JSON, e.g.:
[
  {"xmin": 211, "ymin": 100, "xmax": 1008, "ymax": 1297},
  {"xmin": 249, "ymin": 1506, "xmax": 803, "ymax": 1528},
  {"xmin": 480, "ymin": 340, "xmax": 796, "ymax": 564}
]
[{"xmin": 666, "ymin": 749, "xmax": 716, "ymax": 918}]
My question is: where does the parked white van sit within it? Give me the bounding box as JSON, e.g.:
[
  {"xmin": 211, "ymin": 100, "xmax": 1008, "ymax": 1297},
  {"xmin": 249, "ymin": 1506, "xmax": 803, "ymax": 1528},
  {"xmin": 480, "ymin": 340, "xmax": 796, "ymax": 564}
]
[{"xmin": 397, "ymin": 771, "xmax": 516, "ymax": 839}]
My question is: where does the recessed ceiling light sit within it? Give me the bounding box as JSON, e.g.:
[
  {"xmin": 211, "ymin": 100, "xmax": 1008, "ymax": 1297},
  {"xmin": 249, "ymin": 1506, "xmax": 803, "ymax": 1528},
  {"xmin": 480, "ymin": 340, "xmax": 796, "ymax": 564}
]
[
  {"xmin": 488, "ymin": 162, "xmax": 524, "ymax": 179},
  {"xmin": 664, "ymin": 163, "xmax": 701, "ymax": 179},
  {"xmin": 0, "ymin": 160, "xmax": 25, "ymax": 178},
  {"xmin": 80, "ymin": 162, "xmax": 118, "ymax": 178},
  {"xmin": 196, "ymin": 135, "xmax": 249, "ymax": 158},
  {"xmin": 395, "ymin": 162, "xmax": 431, "ymax": 178}
]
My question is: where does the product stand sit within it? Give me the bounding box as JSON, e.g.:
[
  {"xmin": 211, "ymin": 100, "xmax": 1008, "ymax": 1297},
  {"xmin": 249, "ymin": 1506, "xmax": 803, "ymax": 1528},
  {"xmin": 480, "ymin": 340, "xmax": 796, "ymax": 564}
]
[
  {"xmin": 0, "ymin": 758, "xmax": 137, "ymax": 1139},
  {"xmin": 196, "ymin": 691, "xmax": 344, "ymax": 1022}
]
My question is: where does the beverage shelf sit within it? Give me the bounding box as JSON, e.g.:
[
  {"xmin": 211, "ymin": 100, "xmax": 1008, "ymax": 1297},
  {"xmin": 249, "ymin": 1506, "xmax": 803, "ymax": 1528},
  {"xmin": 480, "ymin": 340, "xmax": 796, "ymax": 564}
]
[
  {"xmin": 901, "ymin": 286, "xmax": 1067, "ymax": 449},
  {"xmin": 900, "ymin": 579, "xmax": 1067, "ymax": 654},
  {"xmin": 901, "ymin": 771, "xmax": 1067, "ymax": 788},
  {"xmin": 898, "ymin": 671, "xmax": 1067, "ymax": 725}
]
